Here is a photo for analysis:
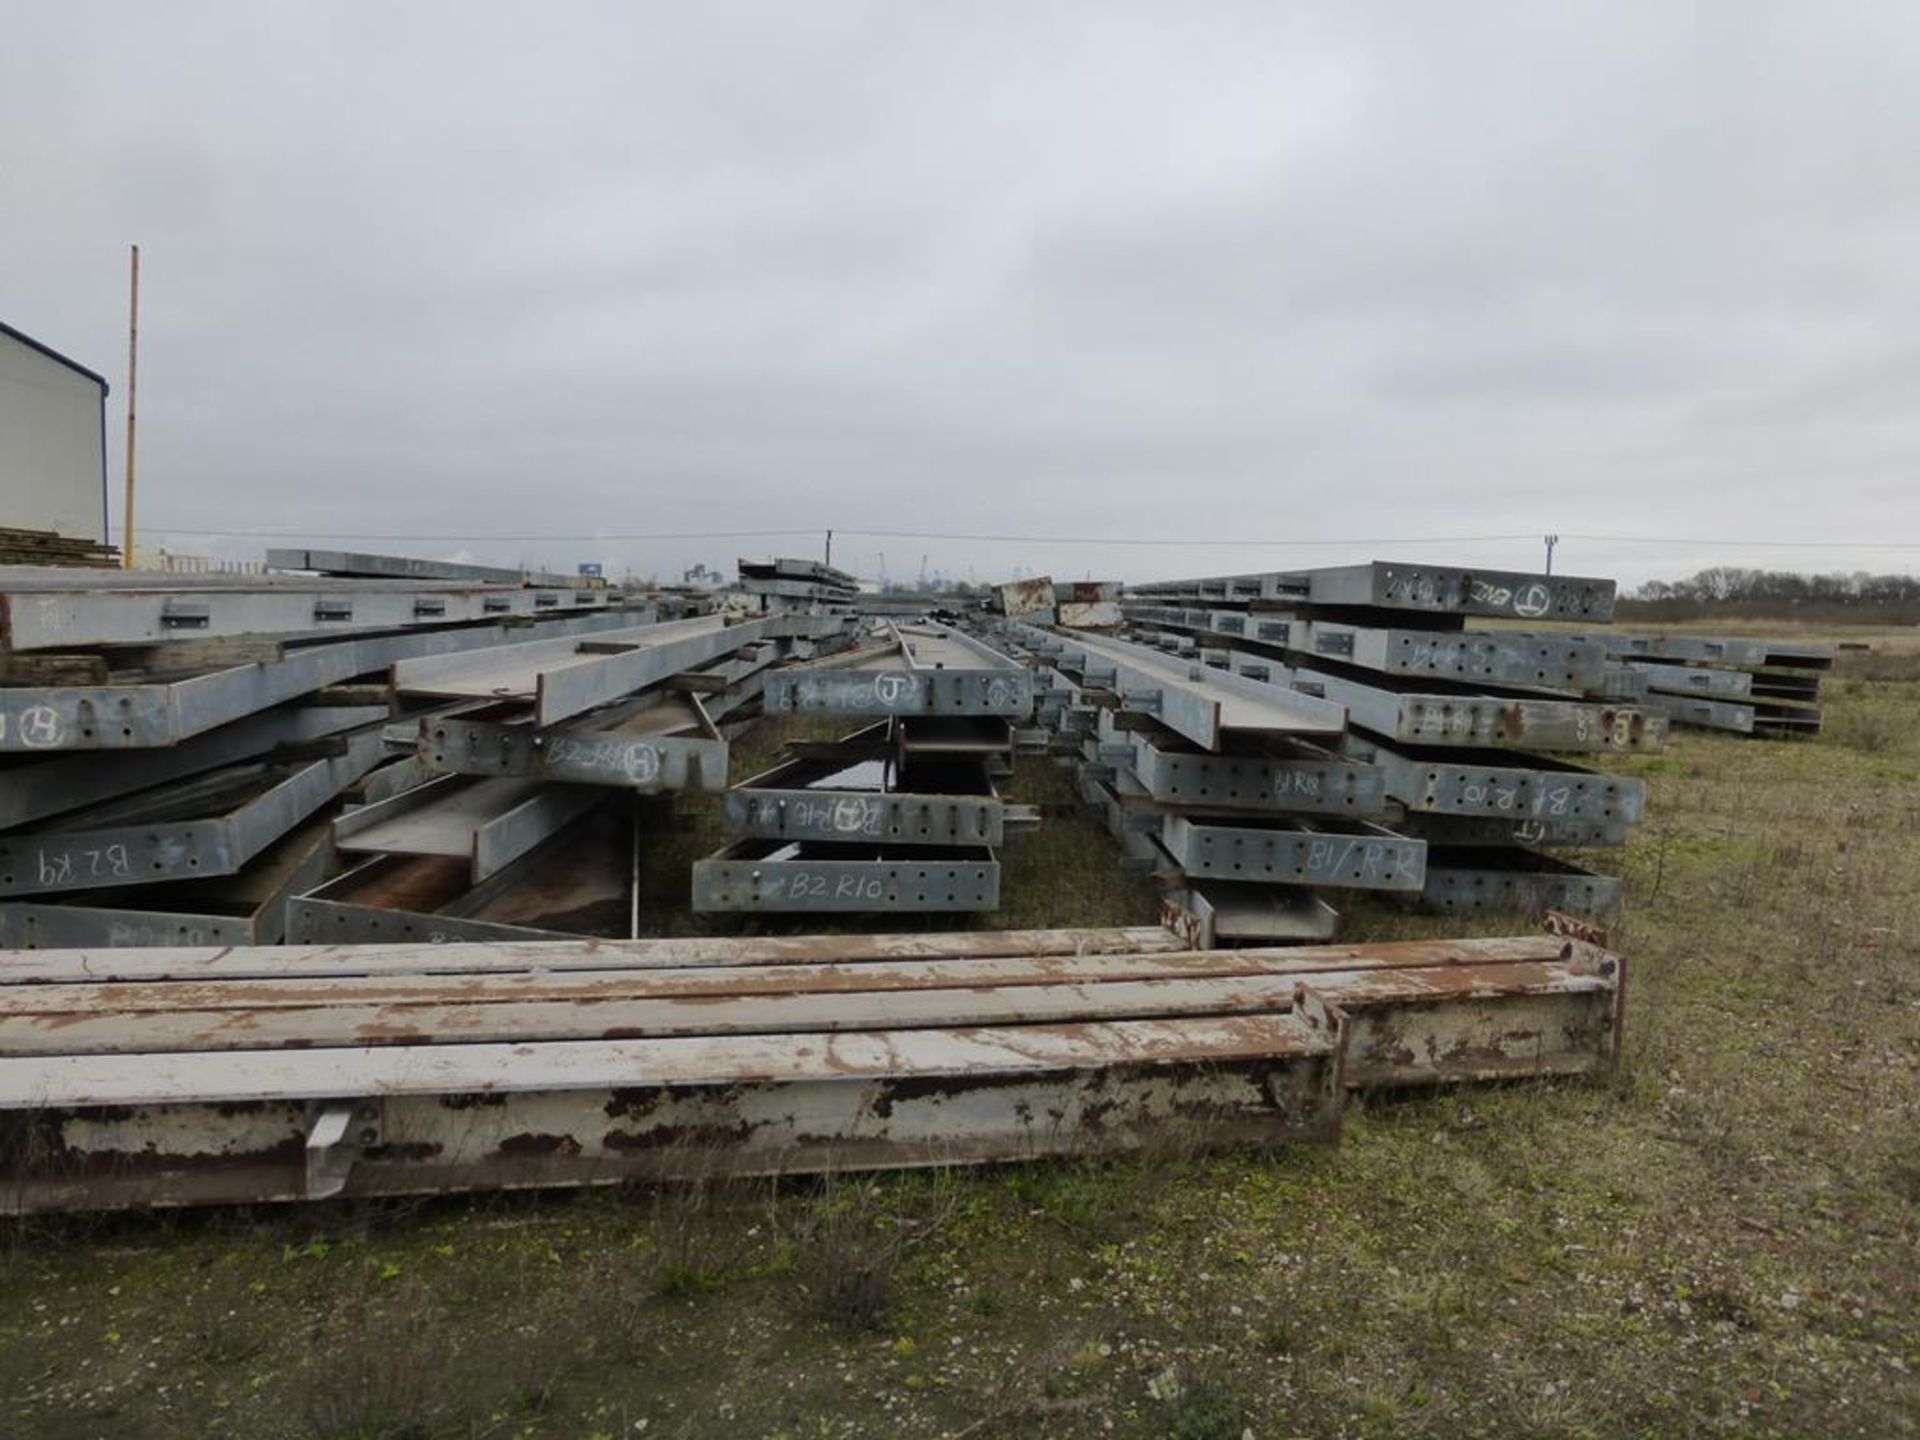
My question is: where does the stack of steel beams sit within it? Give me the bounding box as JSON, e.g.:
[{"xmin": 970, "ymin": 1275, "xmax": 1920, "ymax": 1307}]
[
  {"xmin": 992, "ymin": 620, "xmax": 1418, "ymax": 943},
  {"xmin": 1504, "ymin": 630, "xmax": 1834, "ymax": 737},
  {"xmin": 1110, "ymin": 562, "xmax": 1665, "ymax": 922},
  {"xmin": 738, "ymin": 557, "xmax": 860, "ymax": 614},
  {"xmin": 0, "ymin": 926, "xmax": 1622, "ymax": 1212},
  {"xmin": 0, "ymin": 559, "xmax": 855, "ymax": 947},
  {"xmin": 694, "ymin": 622, "xmax": 1035, "ymax": 913},
  {"xmin": 303, "ymin": 592, "xmax": 858, "ymax": 940}
]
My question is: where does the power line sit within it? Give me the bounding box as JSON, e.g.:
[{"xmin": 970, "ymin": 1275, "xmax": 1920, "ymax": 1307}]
[
  {"xmin": 139, "ymin": 521, "xmax": 1917, "ymax": 550},
  {"xmin": 143, "ymin": 525, "xmax": 818, "ymax": 543}
]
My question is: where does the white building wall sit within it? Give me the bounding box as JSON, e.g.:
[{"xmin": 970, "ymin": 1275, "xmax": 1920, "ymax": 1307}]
[{"xmin": 0, "ymin": 333, "xmax": 107, "ymax": 541}]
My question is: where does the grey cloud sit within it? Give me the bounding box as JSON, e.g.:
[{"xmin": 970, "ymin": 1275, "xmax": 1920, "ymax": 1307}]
[{"xmin": 2, "ymin": 1, "xmax": 1917, "ymax": 589}]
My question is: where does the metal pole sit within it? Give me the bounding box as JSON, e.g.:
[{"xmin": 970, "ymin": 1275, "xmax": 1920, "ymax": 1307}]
[
  {"xmin": 1543, "ymin": 533, "xmax": 1559, "ymax": 575},
  {"xmin": 824, "ymin": 529, "xmax": 833, "ymax": 567},
  {"xmin": 123, "ymin": 245, "xmax": 140, "ymax": 569}
]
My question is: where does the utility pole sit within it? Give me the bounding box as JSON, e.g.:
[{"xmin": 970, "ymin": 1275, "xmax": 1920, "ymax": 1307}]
[
  {"xmin": 824, "ymin": 529, "xmax": 833, "ymax": 567},
  {"xmin": 123, "ymin": 244, "xmax": 140, "ymax": 568},
  {"xmin": 1543, "ymin": 533, "xmax": 1559, "ymax": 576}
]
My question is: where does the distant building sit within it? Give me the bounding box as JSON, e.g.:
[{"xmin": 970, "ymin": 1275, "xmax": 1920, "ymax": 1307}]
[{"xmin": 0, "ymin": 319, "xmax": 110, "ymax": 542}]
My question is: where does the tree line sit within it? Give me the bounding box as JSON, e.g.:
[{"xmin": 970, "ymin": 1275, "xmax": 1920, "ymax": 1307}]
[{"xmin": 1622, "ymin": 568, "xmax": 1920, "ymax": 623}]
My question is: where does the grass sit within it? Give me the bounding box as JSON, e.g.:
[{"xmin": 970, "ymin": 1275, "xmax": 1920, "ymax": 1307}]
[{"xmin": 1, "ymin": 665, "xmax": 1916, "ymax": 1437}]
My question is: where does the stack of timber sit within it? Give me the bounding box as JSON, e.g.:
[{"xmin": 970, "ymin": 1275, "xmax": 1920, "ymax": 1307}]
[
  {"xmin": 693, "ymin": 621, "xmax": 1035, "ymax": 912},
  {"xmin": 0, "ymin": 526, "xmax": 121, "ymax": 569},
  {"xmin": 0, "ymin": 925, "xmax": 1623, "ymax": 1212},
  {"xmin": 1519, "ymin": 630, "xmax": 1834, "ymax": 738},
  {"xmin": 993, "ymin": 619, "xmax": 1416, "ymax": 944},
  {"xmin": 1102, "ymin": 562, "xmax": 1666, "ymax": 923},
  {"xmin": 0, "ymin": 556, "xmax": 854, "ymax": 948}
]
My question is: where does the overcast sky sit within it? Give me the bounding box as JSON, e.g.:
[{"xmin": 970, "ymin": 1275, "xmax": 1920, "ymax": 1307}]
[{"xmin": 4, "ymin": 2, "xmax": 1917, "ymax": 587}]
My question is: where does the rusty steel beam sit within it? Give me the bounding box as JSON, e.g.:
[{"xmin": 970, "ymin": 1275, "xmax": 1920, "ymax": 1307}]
[
  {"xmin": 0, "ymin": 1008, "xmax": 1348, "ymax": 1212},
  {"xmin": 0, "ymin": 931, "xmax": 1620, "ymax": 1211}
]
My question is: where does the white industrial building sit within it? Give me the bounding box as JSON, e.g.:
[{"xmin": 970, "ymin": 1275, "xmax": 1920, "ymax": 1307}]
[{"xmin": 0, "ymin": 319, "xmax": 110, "ymax": 542}]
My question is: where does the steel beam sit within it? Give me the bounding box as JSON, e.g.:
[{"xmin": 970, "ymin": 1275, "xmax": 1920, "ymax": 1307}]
[
  {"xmin": 1121, "ymin": 604, "xmax": 1608, "ymax": 694},
  {"xmin": 1159, "ymin": 883, "xmax": 1338, "ymax": 947},
  {"xmin": 1532, "ymin": 630, "xmax": 1833, "ymax": 671},
  {"xmin": 0, "ymin": 730, "xmax": 388, "ymax": 896},
  {"xmin": 0, "ymin": 608, "xmax": 647, "ymax": 752},
  {"xmin": 531, "ymin": 614, "xmax": 840, "ymax": 723},
  {"xmin": 0, "ymin": 931, "xmax": 1622, "ymax": 1211},
  {"xmin": 723, "ymin": 750, "xmax": 1011, "ymax": 847},
  {"xmin": 1159, "ymin": 814, "xmax": 1426, "ymax": 891},
  {"xmin": 333, "ymin": 774, "xmax": 602, "ymax": 884},
  {"xmin": 0, "ymin": 1011, "xmax": 1344, "ymax": 1211},
  {"xmin": 1388, "ymin": 811, "xmax": 1633, "ymax": 849},
  {"xmin": 266, "ymin": 548, "xmax": 592, "ymax": 589},
  {"xmin": 1199, "ymin": 648, "xmax": 1668, "ymax": 752},
  {"xmin": 692, "ymin": 842, "xmax": 1001, "ymax": 912},
  {"xmin": 1100, "ymin": 711, "xmax": 1386, "ymax": 817},
  {"xmin": 1415, "ymin": 848, "xmax": 1624, "ymax": 919},
  {"xmin": 0, "ymin": 702, "xmax": 386, "ymax": 829},
  {"xmin": 1626, "ymin": 660, "xmax": 1754, "ymax": 698},
  {"xmin": 0, "ymin": 820, "xmax": 333, "ymax": 948},
  {"xmin": 1341, "ymin": 737, "xmax": 1645, "ymax": 823},
  {"xmin": 764, "ymin": 624, "xmax": 1033, "ymax": 718},
  {"xmin": 421, "ymin": 693, "xmax": 728, "ymax": 792},
  {"xmin": 0, "ymin": 926, "xmax": 1192, "ymax": 985},
  {"xmin": 286, "ymin": 841, "xmax": 623, "ymax": 945},
  {"xmin": 1009, "ymin": 621, "xmax": 1345, "ymax": 746},
  {"xmin": 1129, "ymin": 562, "xmax": 1616, "ymax": 622},
  {"xmin": 0, "ymin": 570, "xmax": 616, "ymax": 651}
]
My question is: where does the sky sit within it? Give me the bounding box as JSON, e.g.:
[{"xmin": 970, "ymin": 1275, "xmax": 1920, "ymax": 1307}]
[{"xmin": 3, "ymin": 1, "xmax": 1917, "ymax": 590}]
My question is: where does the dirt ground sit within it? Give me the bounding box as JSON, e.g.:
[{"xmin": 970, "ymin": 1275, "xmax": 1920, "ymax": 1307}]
[{"xmin": 1, "ymin": 640, "xmax": 1914, "ymax": 1440}]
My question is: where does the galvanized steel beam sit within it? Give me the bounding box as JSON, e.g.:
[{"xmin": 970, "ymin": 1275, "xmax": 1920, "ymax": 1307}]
[
  {"xmin": 0, "ymin": 609, "xmax": 647, "ymax": 753},
  {"xmin": 692, "ymin": 842, "xmax": 1001, "ymax": 912},
  {"xmin": 0, "ymin": 820, "xmax": 333, "ymax": 949},
  {"xmin": 1415, "ymin": 849, "xmax": 1624, "ymax": 919},
  {"xmin": 266, "ymin": 548, "xmax": 592, "ymax": 589},
  {"xmin": 0, "ymin": 703, "xmax": 386, "ymax": 830},
  {"xmin": 1159, "ymin": 814, "xmax": 1426, "ymax": 891},
  {"xmin": 1008, "ymin": 621, "xmax": 1346, "ymax": 746},
  {"xmin": 0, "ymin": 729, "xmax": 389, "ymax": 896},
  {"xmin": 764, "ymin": 624, "xmax": 1033, "ymax": 718},
  {"xmin": 1341, "ymin": 737, "xmax": 1645, "ymax": 824},
  {"xmin": 1626, "ymin": 660, "xmax": 1754, "ymax": 698},
  {"xmin": 421, "ymin": 692, "xmax": 728, "ymax": 792},
  {"xmin": 1191, "ymin": 646, "xmax": 1669, "ymax": 752},
  {"xmin": 1099, "ymin": 711, "xmax": 1387, "ymax": 817},
  {"xmin": 723, "ymin": 751, "xmax": 1010, "ymax": 847},
  {"xmin": 334, "ymin": 774, "xmax": 602, "ymax": 884},
  {"xmin": 1120, "ymin": 603, "xmax": 1609, "ymax": 694},
  {"xmin": 0, "ymin": 570, "xmax": 616, "ymax": 651},
  {"xmin": 1129, "ymin": 562, "xmax": 1616, "ymax": 622}
]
